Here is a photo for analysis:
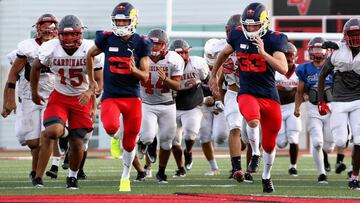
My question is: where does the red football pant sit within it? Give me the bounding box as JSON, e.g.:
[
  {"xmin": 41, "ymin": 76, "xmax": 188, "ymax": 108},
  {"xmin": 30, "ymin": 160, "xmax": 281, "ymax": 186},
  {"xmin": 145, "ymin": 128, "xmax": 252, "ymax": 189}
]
[
  {"xmin": 44, "ymin": 90, "xmax": 93, "ymax": 131},
  {"xmin": 237, "ymin": 94, "xmax": 282, "ymax": 153},
  {"xmin": 101, "ymin": 98, "xmax": 142, "ymax": 152}
]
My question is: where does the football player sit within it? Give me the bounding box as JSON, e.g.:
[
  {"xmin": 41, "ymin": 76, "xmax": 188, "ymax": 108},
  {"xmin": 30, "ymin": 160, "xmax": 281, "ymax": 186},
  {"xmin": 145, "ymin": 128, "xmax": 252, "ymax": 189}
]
[
  {"xmin": 86, "ymin": 2, "xmax": 151, "ymax": 191},
  {"xmin": 317, "ymin": 17, "xmax": 360, "ymax": 189},
  {"xmin": 1, "ymin": 14, "xmax": 58, "ymax": 182},
  {"xmin": 294, "ymin": 36, "xmax": 335, "ymax": 184},
  {"xmin": 209, "ymin": 2, "xmax": 289, "ymax": 193}
]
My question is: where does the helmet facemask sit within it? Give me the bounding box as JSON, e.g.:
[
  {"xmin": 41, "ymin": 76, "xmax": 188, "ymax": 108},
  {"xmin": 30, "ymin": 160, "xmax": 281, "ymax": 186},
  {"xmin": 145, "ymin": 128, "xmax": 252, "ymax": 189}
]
[
  {"xmin": 344, "ymin": 29, "xmax": 360, "ymax": 48},
  {"xmin": 59, "ymin": 30, "xmax": 83, "ymax": 50},
  {"xmin": 241, "ymin": 9, "xmax": 269, "ymax": 41},
  {"xmin": 111, "ymin": 10, "xmax": 138, "ymax": 37},
  {"xmin": 36, "ymin": 22, "xmax": 58, "ymax": 41},
  {"xmin": 308, "ymin": 45, "xmax": 327, "ymax": 62}
]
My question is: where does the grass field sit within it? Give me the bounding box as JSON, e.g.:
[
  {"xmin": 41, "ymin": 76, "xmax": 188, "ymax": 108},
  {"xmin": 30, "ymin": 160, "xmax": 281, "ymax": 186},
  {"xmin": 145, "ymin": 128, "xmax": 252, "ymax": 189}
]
[{"xmin": 0, "ymin": 151, "xmax": 359, "ymax": 200}]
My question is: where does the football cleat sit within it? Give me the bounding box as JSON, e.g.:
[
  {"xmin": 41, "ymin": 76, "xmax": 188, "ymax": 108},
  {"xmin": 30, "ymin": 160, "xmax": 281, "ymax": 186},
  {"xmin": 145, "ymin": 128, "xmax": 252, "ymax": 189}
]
[
  {"xmin": 204, "ymin": 169, "xmax": 220, "ymax": 176},
  {"xmin": 46, "ymin": 165, "xmax": 58, "ymax": 179},
  {"xmin": 248, "ymin": 155, "xmax": 261, "ymax": 173},
  {"xmin": 77, "ymin": 169, "xmax": 87, "ymax": 180},
  {"xmin": 119, "ymin": 178, "xmax": 131, "ymax": 192},
  {"xmin": 156, "ymin": 172, "xmax": 168, "ymax": 184},
  {"xmin": 173, "ymin": 167, "xmax": 186, "ymax": 178},
  {"xmin": 335, "ymin": 162, "xmax": 346, "ymax": 174},
  {"xmin": 318, "ymin": 174, "xmax": 328, "ymax": 184},
  {"xmin": 32, "ymin": 177, "xmax": 44, "ymax": 188},
  {"xmin": 348, "ymin": 179, "xmax": 360, "ymax": 190},
  {"xmin": 134, "ymin": 171, "xmax": 146, "ymax": 182},
  {"xmin": 244, "ymin": 172, "xmax": 254, "ymax": 183},
  {"xmin": 184, "ymin": 151, "xmax": 193, "ymax": 171},
  {"xmin": 66, "ymin": 176, "xmax": 78, "ymax": 190},
  {"xmin": 262, "ymin": 178, "xmax": 274, "ymax": 193},
  {"xmin": 288, "ymin": 167, "xmax": 298, "ymax": 176}
]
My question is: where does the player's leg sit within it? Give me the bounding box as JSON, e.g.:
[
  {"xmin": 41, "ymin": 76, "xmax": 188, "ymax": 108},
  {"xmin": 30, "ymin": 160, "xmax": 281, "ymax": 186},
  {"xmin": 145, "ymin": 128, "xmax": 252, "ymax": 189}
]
[{"xmin": 172, "ymin": 117, "xmax": 186, "ymax": 177}]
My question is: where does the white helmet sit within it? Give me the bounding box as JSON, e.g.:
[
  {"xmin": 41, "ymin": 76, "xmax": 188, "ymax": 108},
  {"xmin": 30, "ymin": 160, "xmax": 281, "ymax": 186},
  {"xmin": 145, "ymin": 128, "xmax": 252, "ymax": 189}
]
[{"xmin": 204, "ymin": 38, "xmax": 221, "ymax": 66}]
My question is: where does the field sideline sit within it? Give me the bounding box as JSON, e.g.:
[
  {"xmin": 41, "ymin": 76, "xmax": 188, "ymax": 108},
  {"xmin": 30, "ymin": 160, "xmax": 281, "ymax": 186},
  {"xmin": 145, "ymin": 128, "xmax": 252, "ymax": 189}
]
[{"xmin": 0, "ymin": 150, "xmax": 359, "ymax": 202}]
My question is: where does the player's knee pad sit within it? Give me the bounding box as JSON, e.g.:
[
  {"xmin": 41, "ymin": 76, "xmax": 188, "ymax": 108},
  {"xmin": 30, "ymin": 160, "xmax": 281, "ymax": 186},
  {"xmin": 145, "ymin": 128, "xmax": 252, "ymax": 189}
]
[
  {"xmin": 160, "ymin": 139, "xmax": 172, "ymax": 151},
  {"xmin": 184, "ymin": 130, "xmax": 197, "ymax": 141},
  {"xmin": 226, "ymin": 113, "xmax": 242, "ymax": 130},
  {"xmin": 199, "ymin": 134, "xmax": 211, "ymax": 144},
  {"xmin": 323, "ymin": 141, "xmax": 335, "ymax": 153},
  {"xmin": 287, "ymin": 131, "xmax": 300, "ymax": 145},
  {"xmin": 276, "ymin": 138, "xmax": 288, "ymax": 149},
  {"xmin": 352, "ymin": 136, "xmax": 360, "ymax": 146},
  {"xmin": 68, "ymin": 128, "xmax": 88, "ymax": 139}
]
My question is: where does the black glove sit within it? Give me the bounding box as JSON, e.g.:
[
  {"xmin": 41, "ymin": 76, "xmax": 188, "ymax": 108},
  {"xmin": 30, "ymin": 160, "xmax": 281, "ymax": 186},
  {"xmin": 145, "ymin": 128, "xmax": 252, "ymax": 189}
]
[{"xmin": 322, "ymin": 41, "xmax": 339, "ymax": 50}]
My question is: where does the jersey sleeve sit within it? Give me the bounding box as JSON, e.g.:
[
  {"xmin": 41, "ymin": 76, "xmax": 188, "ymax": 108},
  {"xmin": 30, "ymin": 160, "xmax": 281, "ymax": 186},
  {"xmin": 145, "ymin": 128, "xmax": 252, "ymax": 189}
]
[
  {"xmin": 295, "ymin": 64, "xmax": 306, "ymax": 82},
  {"xmin": 16, "ymin": 39, "xmax": 32, "ymax": 57},
  {"xmin": 269, "ymin": 32, "xmax": 288, "ymax": 53},
  {"xmin": 193, "ymin": 56, "xmax": 209, "ymax": 80},
  {"xmin": 38, "ymin": 39, "xmax": 56, "ymax": 67},
  {"xmin": 137, "ymin": 35, "xmax": 152, "ymax": 58},
  {"xmin": 7, "ymin": 50, "xmax": 18, "ymax": 64},
  {"xmin": 169, "ymin": 52, "xmax": 184, "ymax": 77},
  {"xmin": 94, "ymin": 53, "xmax": 104, "ymax": 70},
  {"xmin": 95, "ymin": 31, "xmax": 109, "ymax": 52}
]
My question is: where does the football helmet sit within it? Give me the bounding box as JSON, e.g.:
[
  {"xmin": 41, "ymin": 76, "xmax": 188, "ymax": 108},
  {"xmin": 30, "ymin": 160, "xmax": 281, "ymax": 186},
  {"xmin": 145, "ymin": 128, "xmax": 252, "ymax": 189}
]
[
  {"xmin": 225, "ymin": 14, "xmax": 242, "ymax": 35},
  {"xmin": 147, "ymin": 28, "xmax": 168, "ymax": 57},
  {"xmin": 204, "ymin": 38, "xmax": 220, "ymax": 66},
  {"xmin": 285, "ymin": 42, "xmax": 298, "ymax": 65},
  {"xmin": 343, "ymin": 18, "xmax": 360, "ymax": 48},
  {"xmin": 308, "ymin": 37, "xmax": 327, "ymax": 61},
  {"xmin": 34, "ymin": 13, "xmax": 58, "ymax": 40},
  {"xmin": 111, "ymin": 2, "xmax": 138, "ymax": 37},
  {"xmin": 169, "ymin": 39, "xmax": 191, "ymax": 63},
  {"xmin": 58, "ymin": 15, "xmax": 85, "ymax": 50},
  {"xmin": 241, "ymin": 2, "xmax": 269, "ymax": 41}
]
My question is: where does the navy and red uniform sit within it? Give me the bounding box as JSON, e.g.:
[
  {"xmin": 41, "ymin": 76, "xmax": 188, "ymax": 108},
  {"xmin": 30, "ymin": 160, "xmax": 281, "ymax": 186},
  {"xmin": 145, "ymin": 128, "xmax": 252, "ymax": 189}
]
[
  {"xmin": 95, "ymin": 31, "xmax": 151, "ymax": 151},
  {"xmin": 227, "ymin": 27, "xmax": 288, "ymax": 153}
]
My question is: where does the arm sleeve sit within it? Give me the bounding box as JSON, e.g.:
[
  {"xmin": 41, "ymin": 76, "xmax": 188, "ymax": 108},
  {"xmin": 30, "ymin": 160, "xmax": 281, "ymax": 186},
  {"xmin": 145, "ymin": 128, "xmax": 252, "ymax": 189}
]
[
  {"xmin": 170, "ymin": 53, "xmax": 184, "ymax": 77},
  {"xmin": 295, "ymin": 65, "xmax": 306, "ymax": 82},
  {"xmin": 95, "ymin": 31, "xmax": 107, "ymax": 52}
]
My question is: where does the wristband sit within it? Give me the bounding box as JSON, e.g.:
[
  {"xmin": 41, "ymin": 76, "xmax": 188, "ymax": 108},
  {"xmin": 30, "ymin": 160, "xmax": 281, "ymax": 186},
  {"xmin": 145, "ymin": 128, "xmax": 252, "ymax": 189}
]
[{"xmin": 7, "ymin": 82, "xmax": 16, "ymax": 89}]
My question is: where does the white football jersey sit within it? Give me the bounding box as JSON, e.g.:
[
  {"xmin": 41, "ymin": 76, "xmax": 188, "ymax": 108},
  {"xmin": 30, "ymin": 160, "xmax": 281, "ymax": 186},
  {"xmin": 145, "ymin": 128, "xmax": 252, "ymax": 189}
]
[
  {"xmin": 141, "ymin": 51, "xmax": 184, "ymax": 104},
  {"xmin": 275, "ymin": 69, "xmax": 299, "ymax": 91},
  {"xmin": 331, "ymin": 41, "xmax": 360, "ymax": 74},
  {"xmin": 180, "ymin": 56, "xmax": 209, "ymax": 90},
  {"xmin": 16, "ymin": 39, "xmax": 55, "ymax": 99},
  {"xmin": 38, "ymin": 39, "xmax": 103, "ymax": 96}
]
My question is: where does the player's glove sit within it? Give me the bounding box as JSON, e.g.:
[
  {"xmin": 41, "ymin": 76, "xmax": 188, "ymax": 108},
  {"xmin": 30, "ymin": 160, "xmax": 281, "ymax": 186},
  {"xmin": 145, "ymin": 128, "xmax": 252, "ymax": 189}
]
[
  {"xmin": 318, "ymin": 100, "xmax": 331, "ymax": 116},
  {"xmin": 322, "ymin": 41, "xmax": 339, "ymax": 50}
]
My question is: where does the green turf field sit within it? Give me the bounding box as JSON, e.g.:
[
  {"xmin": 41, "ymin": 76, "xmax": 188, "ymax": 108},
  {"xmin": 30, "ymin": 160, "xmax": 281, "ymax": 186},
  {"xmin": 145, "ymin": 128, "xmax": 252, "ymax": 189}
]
[{"xmin": 0, "ymin": 151, "xmax": 358, "ymax": 199}]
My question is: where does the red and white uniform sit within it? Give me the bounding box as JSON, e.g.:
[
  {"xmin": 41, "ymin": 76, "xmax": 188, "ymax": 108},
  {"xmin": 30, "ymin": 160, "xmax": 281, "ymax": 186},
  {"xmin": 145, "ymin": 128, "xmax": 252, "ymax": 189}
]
[
  {"xmin": 39, "ymin": 39, "xmax": 103, "ymax": 130},
  {"xmin": 275, "ymin": 70, "xmax": 302, "ymax": 148},
  {"xmin": 139, "ymin": 51, "xmax": 184, "ymax": 150}
]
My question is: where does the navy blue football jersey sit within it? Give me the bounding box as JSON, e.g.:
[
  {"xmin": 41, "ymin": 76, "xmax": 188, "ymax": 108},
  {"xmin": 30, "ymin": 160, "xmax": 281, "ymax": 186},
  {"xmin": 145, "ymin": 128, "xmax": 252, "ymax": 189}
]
[
  {"xmin": 95, "ymin": 31, "xmax": 151, "ymax": 100},
  {"xmin": 227, "ymin": 27, "xmax": 288, "ymax": 102}
]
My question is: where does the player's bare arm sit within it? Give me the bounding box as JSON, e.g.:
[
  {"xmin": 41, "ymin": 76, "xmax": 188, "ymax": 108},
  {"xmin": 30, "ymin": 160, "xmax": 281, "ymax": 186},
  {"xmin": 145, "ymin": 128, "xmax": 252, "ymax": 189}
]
[
  {"xmin": 30, "ymin": 58, "xmax": 45, "ymax": 105},
  {"xmin": 317, "ymin": 57, "xmax": 334, "ymax": 102},
  {"xmin": 253, "ymin": 36, "xmax": 288, "ymax": 75},
  {"xmin": 1, "ymin": 57, "xmax": 27, "ymax": 117},
  {"xmin": 86, "ymin": 45, "xmax": 102, "ymax": 93},
  {"xmin": 131, "ymin": 55, "xmax": 150, "ymax": 83},
  {"xmin": 294, "ymin": 80, "xmax": 305, "ymax": 117},
  {"xmin": 209, "ymin": 44, "xmax": 234, "ymax": 94}
]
